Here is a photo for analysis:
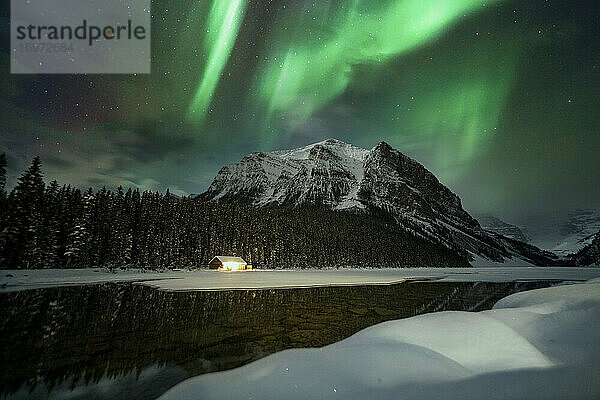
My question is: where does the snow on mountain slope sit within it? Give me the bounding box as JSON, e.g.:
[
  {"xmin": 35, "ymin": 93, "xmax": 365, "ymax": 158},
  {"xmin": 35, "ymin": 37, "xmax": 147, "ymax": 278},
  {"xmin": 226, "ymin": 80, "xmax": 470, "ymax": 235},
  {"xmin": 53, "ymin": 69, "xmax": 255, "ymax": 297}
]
[
  {"xmin": 553, "ymin": 210, "xmax": 600, "ymax": 255},
  {"xmin": 475, "ymin": 214, "xmax": 530, "ymax": 243},
  {"xmin": 206, "ymin": 139, "xmax": 369, "ymax": 210},
  {"xmin": 202, "ymin": 139, "xmax": 558, "ymax": 266}
]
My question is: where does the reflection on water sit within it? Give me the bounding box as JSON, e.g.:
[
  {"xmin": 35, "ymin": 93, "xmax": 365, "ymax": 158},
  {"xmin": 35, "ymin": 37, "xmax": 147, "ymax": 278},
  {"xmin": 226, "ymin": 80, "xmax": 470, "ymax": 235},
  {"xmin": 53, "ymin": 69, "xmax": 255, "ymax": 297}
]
[{"xmin": 0, "ymin": 280, "xmax": 558, "ymax": 399}]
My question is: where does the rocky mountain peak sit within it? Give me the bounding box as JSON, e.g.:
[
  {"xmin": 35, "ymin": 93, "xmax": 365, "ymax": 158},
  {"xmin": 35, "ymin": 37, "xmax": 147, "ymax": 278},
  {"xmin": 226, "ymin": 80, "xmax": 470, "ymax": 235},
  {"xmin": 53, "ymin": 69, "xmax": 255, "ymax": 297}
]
[{"xmin": 202, "ymin": 139, "xmax": 559, "ymax": 266}]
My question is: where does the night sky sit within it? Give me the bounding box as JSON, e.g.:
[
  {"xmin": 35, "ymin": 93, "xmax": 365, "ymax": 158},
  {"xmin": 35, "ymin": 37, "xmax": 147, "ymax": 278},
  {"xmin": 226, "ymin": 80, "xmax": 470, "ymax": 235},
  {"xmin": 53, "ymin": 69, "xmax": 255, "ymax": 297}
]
[{"xmin": 1, "ymin": 0, "xmax": 599, "ymax": 223}]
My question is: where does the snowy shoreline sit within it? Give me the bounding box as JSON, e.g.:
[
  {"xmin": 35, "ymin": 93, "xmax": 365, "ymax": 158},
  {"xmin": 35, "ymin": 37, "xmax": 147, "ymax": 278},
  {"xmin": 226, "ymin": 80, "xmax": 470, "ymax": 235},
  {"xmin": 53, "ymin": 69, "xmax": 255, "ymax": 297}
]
[
  {"xmin": 159, "ymin": 278, "xmax": 600, "ymax": 400},
  {"xmin": 1, "ymin": 267, "xmax": 600, "ymax": 292}
]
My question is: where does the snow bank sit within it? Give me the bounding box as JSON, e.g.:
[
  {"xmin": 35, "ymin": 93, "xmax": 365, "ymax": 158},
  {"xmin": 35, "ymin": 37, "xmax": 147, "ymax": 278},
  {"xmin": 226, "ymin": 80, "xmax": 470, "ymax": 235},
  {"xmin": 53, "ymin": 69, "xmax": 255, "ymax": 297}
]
[{"xmin": 159, "ymin": 279, "xmax": 600, "ymax": 400}]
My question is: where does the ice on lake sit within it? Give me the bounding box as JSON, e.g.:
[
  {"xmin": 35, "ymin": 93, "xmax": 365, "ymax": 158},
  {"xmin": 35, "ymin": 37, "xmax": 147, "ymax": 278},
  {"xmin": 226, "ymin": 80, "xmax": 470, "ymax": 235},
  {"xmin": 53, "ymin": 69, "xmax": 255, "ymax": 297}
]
[{"xmin": 3, "ymin": 267, "xmax": 600, "ymax": 292}]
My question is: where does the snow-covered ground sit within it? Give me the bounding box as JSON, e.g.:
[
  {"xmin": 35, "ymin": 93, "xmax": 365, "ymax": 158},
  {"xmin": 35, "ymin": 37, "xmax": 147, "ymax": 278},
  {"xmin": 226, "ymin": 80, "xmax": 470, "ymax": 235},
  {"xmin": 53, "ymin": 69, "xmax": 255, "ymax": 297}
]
[
  {"xmin": 159, "ymin": 278, "xmax": 600, "ymax": 400},
  {"xmin": 0, "ymin": 268, "xmax": 189, "ymax": 292},
  {"xmin": 2, "ymin": 267, "xmax": 600, "ymax": 292}
]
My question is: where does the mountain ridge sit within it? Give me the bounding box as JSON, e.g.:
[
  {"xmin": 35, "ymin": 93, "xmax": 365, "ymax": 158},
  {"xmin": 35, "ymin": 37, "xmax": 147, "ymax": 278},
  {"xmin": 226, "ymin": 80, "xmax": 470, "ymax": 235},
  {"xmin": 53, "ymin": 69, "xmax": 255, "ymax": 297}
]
[
  {"xmin": 202, "ymin": 139, "xmax": 560, "ymax": 267},
  {"xmin": 475, "ymin": 214, "xmax": 530, "ymax": 243},
  {"xmin": 570, "ymin": 230, "xmax": 600, "ymax": 266}
]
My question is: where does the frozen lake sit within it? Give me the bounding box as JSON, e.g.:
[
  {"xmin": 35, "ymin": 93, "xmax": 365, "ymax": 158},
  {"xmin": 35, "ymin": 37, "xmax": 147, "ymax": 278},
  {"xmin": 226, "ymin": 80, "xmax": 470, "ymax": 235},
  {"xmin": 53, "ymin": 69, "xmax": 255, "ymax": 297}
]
[
  {"xmin": 2, "ymin": 267, "xmax": 599, "ymax": 399},
  {"xmin": 2, "ymin": 267, "xmax": 600, "ymax": 292},
  {"xmin": 0, "ymin": 278, "xmax": 563, "ymax": 400}
]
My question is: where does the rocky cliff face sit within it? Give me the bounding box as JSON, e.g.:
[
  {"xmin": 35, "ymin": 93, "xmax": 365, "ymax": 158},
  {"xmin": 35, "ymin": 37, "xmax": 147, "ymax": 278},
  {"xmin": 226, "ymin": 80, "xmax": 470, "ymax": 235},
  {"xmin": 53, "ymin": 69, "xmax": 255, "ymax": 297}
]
[
  {"xmin": 205, "ymin": 139, "xmax": 368, "ymax": 210},
  {"xmin": 475, "ymin": 214, "xmax": 530, "ymax": 243},
  {"xmin": 203, "ymin": 139, "xmax": 559, "ymax": 266}
]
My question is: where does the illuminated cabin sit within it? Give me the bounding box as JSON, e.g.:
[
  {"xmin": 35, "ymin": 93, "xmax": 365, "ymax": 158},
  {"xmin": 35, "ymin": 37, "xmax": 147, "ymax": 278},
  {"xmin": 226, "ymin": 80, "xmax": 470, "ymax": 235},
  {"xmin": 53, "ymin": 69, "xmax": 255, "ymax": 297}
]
[{"xmin": 208, "ymin": 256, "xmax": 251, "ymax": 271}]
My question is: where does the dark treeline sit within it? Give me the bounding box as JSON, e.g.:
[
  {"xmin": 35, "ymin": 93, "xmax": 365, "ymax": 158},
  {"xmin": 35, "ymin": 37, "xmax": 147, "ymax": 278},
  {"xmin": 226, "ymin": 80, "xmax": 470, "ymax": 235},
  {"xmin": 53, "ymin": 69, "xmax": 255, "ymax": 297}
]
[{"xmin": 0, "ymin": 156, "xmax": 467, "ymax": 269}]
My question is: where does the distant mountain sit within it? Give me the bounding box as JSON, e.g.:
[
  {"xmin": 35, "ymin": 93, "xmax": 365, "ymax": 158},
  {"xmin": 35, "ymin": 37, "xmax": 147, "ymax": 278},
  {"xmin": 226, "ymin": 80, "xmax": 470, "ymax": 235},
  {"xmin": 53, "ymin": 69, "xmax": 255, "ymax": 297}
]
[
  {"xmin": 570, "ymin": 231, "xmax": 600, "ymax": 266},
  {"xmin": 523, "ymin": 209, "xmax": 600, "ymax": 257},
  {"xmin": 202, "ymin": 139, "xmax": 559, "ymax": 267},
  {"xmin": 475, "ymin": 214, "xmax": 530, "ymax": 243}
]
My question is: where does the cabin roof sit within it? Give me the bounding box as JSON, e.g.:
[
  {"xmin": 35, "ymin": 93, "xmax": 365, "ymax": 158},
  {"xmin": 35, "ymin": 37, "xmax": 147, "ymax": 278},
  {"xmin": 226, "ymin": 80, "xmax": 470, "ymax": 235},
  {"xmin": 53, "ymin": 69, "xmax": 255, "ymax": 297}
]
[{"xmin": 210, "ymin": 256, "xmax": 247, "ymax": 264}]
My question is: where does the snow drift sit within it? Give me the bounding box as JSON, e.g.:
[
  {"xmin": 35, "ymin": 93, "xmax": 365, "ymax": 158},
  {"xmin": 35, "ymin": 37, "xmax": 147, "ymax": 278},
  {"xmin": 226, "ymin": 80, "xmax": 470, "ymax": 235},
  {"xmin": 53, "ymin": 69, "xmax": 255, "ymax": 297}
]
[{"xmin": 159, "ymin": 279, "xmax": 600, "ymax": 400}]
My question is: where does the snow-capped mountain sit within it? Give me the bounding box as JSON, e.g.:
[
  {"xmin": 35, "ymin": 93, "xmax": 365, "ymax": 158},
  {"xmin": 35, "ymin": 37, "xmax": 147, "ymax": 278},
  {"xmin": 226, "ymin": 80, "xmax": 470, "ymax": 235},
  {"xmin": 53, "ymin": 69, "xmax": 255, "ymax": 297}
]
[
  {"xmin": 555, "ymin": 210, "xmax": 600, "ymax": 255},
  {"xmin": 475, "ymin": 214, "xmax": 530, "ymax": 243},
  {"xmin": 204, "ymin": 139, "xmax": 369, "ymax": 210},
  {"xmin": 523, "ymin": 209, "xmax": 600, "ymax": 257},
  {"xmin": 202, "ymin": 139, "xmax": 558, "ymax": 266}
]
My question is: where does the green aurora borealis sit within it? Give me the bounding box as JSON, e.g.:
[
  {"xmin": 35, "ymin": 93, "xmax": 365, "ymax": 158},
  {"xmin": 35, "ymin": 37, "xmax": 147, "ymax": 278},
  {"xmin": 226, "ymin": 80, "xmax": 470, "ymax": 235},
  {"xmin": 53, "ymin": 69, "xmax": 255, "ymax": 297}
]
[
  {"xmin": 187, "ymin": 0, "xmax": 248, "ymax": 122},
  {"xmin": 1, "ymin": 0, "xmax": 599, "ymax": 222}
]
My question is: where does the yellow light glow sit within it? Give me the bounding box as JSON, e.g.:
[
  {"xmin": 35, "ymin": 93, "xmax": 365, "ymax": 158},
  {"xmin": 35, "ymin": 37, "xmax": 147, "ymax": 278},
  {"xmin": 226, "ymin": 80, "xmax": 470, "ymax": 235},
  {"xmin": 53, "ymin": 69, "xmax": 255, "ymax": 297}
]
[{"xmin": 220, "ymin": 262, "xmax": 246, "ymax": 271}]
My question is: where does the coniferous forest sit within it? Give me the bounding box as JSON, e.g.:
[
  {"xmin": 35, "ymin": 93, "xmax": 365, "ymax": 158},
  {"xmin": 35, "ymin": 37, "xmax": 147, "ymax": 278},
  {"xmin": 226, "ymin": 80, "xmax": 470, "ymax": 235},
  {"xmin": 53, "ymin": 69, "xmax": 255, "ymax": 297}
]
[{"xmin": 0, "ymin": 156, "xmax": 468, "ymax": 270}]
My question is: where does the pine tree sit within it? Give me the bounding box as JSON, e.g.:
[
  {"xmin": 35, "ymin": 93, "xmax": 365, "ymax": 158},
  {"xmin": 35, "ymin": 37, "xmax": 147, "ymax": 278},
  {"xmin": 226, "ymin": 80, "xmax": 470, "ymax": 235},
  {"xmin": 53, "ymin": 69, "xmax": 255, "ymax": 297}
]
[
  {"xmin": 1, "ymin": 156, "xmax": 46, "ymax": 268},
  {"xmin": 64, "ymin": 189, "xmax": 93, "ymax": 268},
  {"xmin": 39, "ymin": 181, "xmax": 60, "ymax": 268},
  {"xmin": 0, "ymin": 153, "xmax": 8, "ymax": 265},
  {"xmin": 0, "ymin": 153, "xmax": 7, "ymax": 201}
]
